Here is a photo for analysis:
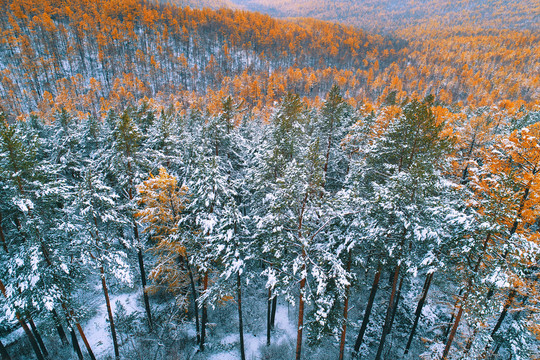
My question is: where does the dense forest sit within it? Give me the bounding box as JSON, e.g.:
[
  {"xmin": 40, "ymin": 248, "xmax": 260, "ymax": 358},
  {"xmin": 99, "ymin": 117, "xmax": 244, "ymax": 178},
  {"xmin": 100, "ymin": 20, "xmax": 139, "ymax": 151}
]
[{"xmin": 0, "ymin": 0, "xmax": 538, "ymax": 359}]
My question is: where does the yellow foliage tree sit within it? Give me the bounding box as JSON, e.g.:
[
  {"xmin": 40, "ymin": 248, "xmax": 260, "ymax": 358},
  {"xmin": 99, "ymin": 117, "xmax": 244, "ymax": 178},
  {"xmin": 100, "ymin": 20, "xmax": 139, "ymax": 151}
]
[{"xmin": 136, "ymin": 167, "xmax": 204, "ymax": 344}]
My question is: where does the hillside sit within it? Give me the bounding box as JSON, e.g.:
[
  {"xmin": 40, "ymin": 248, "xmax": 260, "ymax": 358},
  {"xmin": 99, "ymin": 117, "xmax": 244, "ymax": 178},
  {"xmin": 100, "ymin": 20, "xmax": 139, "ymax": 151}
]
[
  {"xmin": 0, "ymin": 0, "xmax": 537, "ymax": 121},
  {"xmin": 0, "ymin": 0, "xmax": 398, "ymax": 118},
  {"xmin": 230, "ymin": 0, "xmax": 540, "ymax": 32},
  {"xmin": 0, "ymin": 1, "xmax": 539, "ymax": 360}
]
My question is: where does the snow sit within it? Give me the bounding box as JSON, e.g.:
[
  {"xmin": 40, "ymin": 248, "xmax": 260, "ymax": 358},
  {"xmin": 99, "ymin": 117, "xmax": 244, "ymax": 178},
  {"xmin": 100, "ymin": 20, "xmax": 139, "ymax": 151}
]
[
  {"xmin": 209, "ymin": 352, "xmax": 238, "ymax": 360},
  {"xmin": 84, "ymin": 293, "xmax": 142, "ymax": 358},
  {"xmin": 274, "ymin": 304, "xmax": 297, "ymax": 339},
  {"xmin": 205, "ymin": 303, "xmax": 296, "ymax": 360},
  {"xmin": 220, "ymin": 334, "xmax": 239, "ymax": 346}
]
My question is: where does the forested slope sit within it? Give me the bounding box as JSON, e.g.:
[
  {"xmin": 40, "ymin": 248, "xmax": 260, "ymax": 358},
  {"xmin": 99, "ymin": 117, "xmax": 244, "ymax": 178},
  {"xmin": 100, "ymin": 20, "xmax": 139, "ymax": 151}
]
[
  {"xmin": 231, "ymin": 0, "xmax": 539, "ymax": 31},
  {"xmin": 0, "ymin": 0, "xmax": 539, "ymax": 360},
  {"xmin": 0, "ymin": 0, "xmax": 537, "ymax": 121}
]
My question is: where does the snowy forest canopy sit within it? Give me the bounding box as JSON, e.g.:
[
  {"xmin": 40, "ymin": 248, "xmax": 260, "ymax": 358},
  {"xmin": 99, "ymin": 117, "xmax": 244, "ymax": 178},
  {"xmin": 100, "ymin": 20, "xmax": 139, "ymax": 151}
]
[
  {"xmin": 1, "ymin": 87, "xmax": 539, "ymax": 359},
  {"xmin": 0, "ymin": 0, "xmax": 539, "ymax": 359}
]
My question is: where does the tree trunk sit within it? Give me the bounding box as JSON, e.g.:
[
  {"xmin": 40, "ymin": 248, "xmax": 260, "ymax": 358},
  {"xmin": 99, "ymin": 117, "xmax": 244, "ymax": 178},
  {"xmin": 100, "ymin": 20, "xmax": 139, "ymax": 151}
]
[
  {"xmin": 404, "ymin": 272, "xmax": 433, "ymax": 355},
  {"xmin": 443, "ymin": 233, "xmax": 491, "ymax": 359},
  {"xmin": 0, "ymin": 339, "xmax": 11, "ymax": 360},
  {"xmin": 267, "ymin": 287, "xmax": 272, "ymax": 346},
  {"xmin": 51, "ymin": 309, "xmax": 69, "ymax": 346},
  {"xmin": 28, "ymin": 316, "xmax": 49, "ymax": 358},
  {"xmin": 338, "ymin": 252, "xmax": 352, "ymax": 360},
  {"xmin": 200, "ymin": 271, "xmax": 208, "ymax": 352},
  {"xmin": 100, "ymin": 266, "xmax": 120, "ymax": 360},
  {"xmin": 70, "ymin": 327, "xmax": 83, "ymax": 360},
  {"xmin": 388, "ymin": 274, "xmax": 404, "ymax": 334},
  {"xmin": 237, "ymin": 272, "xmax": 246, "ymax": 360},
  {"xmin": 491, "ymin": 289, "xmax": 516, "ymax": 336},
  {"xmin": 270, "ymin": 296, "xmax": 278, "ymax": 330},
  {"xmin": 353, "ymin": 264, "xmax": 382, "ymax": 358},
  {"xmin": 75, "ymin": 320, "xmax": 97, "ymax": 360},
  {"xmin": 185, "ymin": 258, "xmax": 200, "ymax": 345},
  {"xmin": 443, "ymin": 291, "xmax": 461, "ymax": 341},
  {"xmin": 295, "ymin": 249, "xmax": 307, "ymax": 360},
  {"xmin": 0, "ymin": 280, "xmax": 44, "ymax": 360},
  {"xmin": 442, "ymin": 292, "xmax": 468, "ymax": 360},
  {"xmin": 137, "ymin": 245, "xmax": 153, "ymax": 332},
  {"xmin": 19, "ymin": 315, "xmax": 45, "ymax": 360},
  {"xmin": 0, "ymin": 214, "xmax": 8, "ymax": 253},
  {"xmin": 374, "ymin": 264, "xmax": 401, "ymax": 360},
  {"xmin": 129, "ymin": 157, "xmax": 153, "ymax": 334}
]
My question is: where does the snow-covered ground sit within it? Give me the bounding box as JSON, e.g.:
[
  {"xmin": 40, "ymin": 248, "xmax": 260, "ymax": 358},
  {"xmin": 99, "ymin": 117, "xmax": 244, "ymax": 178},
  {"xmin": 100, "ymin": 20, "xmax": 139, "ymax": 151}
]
[
  {"xmin": 84, "ymin": 292, "xmax": 142, "ymax": 359},
  {"xmin": 208, "ymin": 304, "xmax": 296, "ymax": 360}
]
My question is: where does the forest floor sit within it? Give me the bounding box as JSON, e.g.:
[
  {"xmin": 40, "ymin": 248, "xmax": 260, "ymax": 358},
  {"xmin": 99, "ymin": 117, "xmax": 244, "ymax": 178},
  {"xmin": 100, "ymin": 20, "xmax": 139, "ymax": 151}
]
[{"xmin": 3, "ymin": 271, "xmax": 439, "ymax": 359}]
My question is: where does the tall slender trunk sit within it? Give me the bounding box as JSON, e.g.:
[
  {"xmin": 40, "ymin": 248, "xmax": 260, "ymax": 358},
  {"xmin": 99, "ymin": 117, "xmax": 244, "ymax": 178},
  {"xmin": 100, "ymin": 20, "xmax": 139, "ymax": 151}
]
[
  {"xmin": 137, "ymin": 245, "xmax": 153, "ymax": 332},
  {"xmin": 323, "ymin": 132, "xmax": 333, "ymax": 189},
  {"xmin": 374, "ymin": 264, "xmax": 401, "ymax": 360},
  {"xmin": 0, "ymin": 339, "xmax": 11, "ymax": 360},
  {"xmin": 51, "ymin": 309, "xmax": 69, "ymax": 346},
  {"xmin": 388, "ymin": 274, "xmax": 405, "ymax": 334},
  {"xmin": 353, "ymin": 264, "xmax": 382, "ymax": 358},
  {"xmin": 295, "ymin": 191, "xmax": 309, "ymax": 360},
  {"xmin": 185, "ymin": 258, "xmax": 200, "ymax": 344},
  {"xmin": 200, "ymin": 271, "xmax": 208, "ymax": 351},
  {"xmin": 442, "ymin": 291, "xmax": 462, "ymax": 341},
  {"xmin": 70, "ymin": 327, "xmax": 83, "ymax": 360},
  {"xmin": 28, "ymin": 316, "xmax": 49, "ymax": 358},
  {"xmin": 127, "ymin": 154, "xmax": 153, "ymax": 332},
  {"xmin": 270, "ymin": 296, "xmax": 278, "ymax": 329},
  {"xmin": 404, "ymin": 272, "xmax": 434, "ymax": 355},
  {"xmin": 295, "ymin": 247, "xmax": 307, "ymax": 360},
  {"xmin": 442, "ymin": 292, "xmax": 468, "ymax": 360},
  {"xmin": 491, "ymin": 289, "xmax": 516, "ymax": 336},
  {"xmin": 460, "ymin": 134, "xmax": 476, "ymax": 184},
  {"xmin": 0, "ymin": 280, "xmax": 44, "ymax": 360},
  {"xmin": 0, "ymin": 214, "xmax": 8, "ymax": 253},
  {"xmin": 482, "ymin": 289, "xmax": 517, "ymax": 357},
  {"xmin": 237, "ymin": 272, "xmax": 246, "ymax": 360},
  {"xmin": 75, "ymin": 320, "xmax": 97, "ymax": 360},
  {"xmin": 267, "ymin": 288, "xmax": 272, "ymax": 346},
  {"xmin": 100, "ymin": 266, "xmax": 120, "ymax": 360},
  {"xmin": 443, "ymin": 233, "xmax": 491, "ymax": 359},
  {"xmin": 19, "ymin": 316, "xmax": 45, "ymax": 360},
  {"xmin": 338, "ymin": 252, "xmax": 352, "ymax": 360}
]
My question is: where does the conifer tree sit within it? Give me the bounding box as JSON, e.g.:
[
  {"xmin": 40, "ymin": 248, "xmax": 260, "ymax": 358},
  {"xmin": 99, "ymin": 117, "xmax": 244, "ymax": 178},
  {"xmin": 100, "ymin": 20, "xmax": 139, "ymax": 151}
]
[
  {"xmin": 70, "ymin": 168, "xmax": 132, "ymax": 360},
  {"xmin": 135, "ymin": 167, "xmax": 196, "ymax": 340},
  {"xmin": 103, "ymin": 109, "xmax": 154, "ymax": 331}
]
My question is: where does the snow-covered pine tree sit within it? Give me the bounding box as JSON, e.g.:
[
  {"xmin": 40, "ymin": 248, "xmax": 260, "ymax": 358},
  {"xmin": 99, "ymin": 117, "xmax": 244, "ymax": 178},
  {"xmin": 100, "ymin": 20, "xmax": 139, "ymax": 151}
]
[
  {"xmin": 70, "ymin": 167, "xmax": 132, "ymax": 360},
  {"xmin": 345, "ymin": 96, "xmax": 455, "ymax": 358},
  {"xmin": 0, "ymin": 113, "xmax": 75, "ymax": 359},
  {"xmin": 317, "ymin": 85, "xmax": 355, "ymax": 192},
  {"xmin": 176, "ymin": 102, "xmax": 244, "ymax": 351},
  {"xmin": 101, "ymin": 108, "xmax": 154, "ymax": 331}
]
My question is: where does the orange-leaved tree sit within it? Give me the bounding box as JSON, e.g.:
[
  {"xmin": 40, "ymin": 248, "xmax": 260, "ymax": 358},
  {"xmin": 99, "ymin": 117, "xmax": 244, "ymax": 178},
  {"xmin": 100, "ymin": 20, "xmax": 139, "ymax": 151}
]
[
  {"xmin": 442, "ymin": 122, "xmax": 540, "ymax": 359},
  {"xmin": 135, "ymin": 167, "xmax": 202, "ymax": 342}
]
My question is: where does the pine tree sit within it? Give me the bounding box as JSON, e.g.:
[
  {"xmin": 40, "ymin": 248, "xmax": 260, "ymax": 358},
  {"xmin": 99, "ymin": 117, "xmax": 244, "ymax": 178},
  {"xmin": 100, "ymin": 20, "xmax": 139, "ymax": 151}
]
[
  {"xmin": 345, "ymin": 96, "xmax": 455, "ymax": 358},
  {"xmin": 0, "ymin": 113, "xmax": 75, "ymax": 359},
  {"xmin": 103, "ymin": 109, "xmax": 154, "ymax": 332},
  {"xmin": 70, "ymin": 168, "xmax": 132, "ymax": 360}
]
